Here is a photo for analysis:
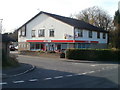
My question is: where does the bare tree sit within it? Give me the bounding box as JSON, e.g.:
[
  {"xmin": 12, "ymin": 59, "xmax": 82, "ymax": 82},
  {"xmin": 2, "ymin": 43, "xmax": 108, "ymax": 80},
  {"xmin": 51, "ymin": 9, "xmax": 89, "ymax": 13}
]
[{"xmin": 73, "ymin": 6, "xmax": 113, "ymax": 31}]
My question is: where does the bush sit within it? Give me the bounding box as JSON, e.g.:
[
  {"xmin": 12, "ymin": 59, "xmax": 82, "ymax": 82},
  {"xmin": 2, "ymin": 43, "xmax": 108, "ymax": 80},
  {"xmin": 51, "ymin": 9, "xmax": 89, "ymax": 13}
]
[
  {"xmin": 66, "ymin": 49, "xmax": 119, "ymax": 61},
  {"xmin": 2, "ymin": 50, "xmax": 19, "ymax": 68}
]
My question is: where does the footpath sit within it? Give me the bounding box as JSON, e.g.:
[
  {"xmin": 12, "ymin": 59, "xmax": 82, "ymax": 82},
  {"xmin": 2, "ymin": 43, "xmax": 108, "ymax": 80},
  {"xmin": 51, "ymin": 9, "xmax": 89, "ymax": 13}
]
[{"xmin": 2, "ymin": 63, "xmax": 35, "ymax": 79}]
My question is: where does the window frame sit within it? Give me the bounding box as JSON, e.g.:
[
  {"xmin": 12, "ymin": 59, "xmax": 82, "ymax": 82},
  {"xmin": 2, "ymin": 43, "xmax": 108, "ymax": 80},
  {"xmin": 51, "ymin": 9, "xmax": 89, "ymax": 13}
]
[
  {"xmin": 89, "ymin": 31, "xmax": 92, "ymax": 38},
  {"xmin": 103, "ymin": 33, "xmax": 106, "ymax": 39},
  {"xmin": 97, "ymin": 32, "xmax": 100, "ymax": 39},
  {"xmin": 49, "ymin": 29, "xmax": 54, "ymax": 37},
  {"xmin": 77, "ymin": 29, "xmax": 83, "ymax": 37},
  {"xmin": 31, "ymin": 30, "xmax": 36, "ymax": 37},
  {"xmin": 19, "ymin": 26, "xmax": 26, "ymax": 37},
  {"xmin": 38, "ymin": 29, "xmax": 45, "ymax": 37}
]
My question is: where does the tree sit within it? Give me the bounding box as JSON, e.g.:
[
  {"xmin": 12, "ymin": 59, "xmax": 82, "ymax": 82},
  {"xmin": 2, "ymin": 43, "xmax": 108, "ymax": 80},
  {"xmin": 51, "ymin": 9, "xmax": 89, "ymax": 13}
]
[
  {"xmin": 73, "ymin": 6, "xmax": 113, "ymax": 31},
  {"xmin": 113, "ymin": 10, "xmax": 120, "ymax": 49}
]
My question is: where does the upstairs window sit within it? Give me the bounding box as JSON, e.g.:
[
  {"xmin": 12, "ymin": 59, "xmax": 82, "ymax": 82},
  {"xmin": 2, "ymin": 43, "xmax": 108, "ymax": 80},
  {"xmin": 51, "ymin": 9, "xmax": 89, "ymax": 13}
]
[
  {"xmin": 89, "ymin": 31, "xmax": 92, "ymax": 38},
  {"xmin": 97, "ymin": 32, "xmax": 100, "ymax": 39},
  {"xmin": 77, "ymin": 29, "xmax": 83, "ymax": 37},
  {"xmin": 19, "ymin": 26, "xmax": 26, "ymax": 37},
  {"xmin": 103, "ymin": 33, "xmax": 106, "ymax": 39},
  {"xmin": 49, "ymin": 29, "xmax": 54, "ymax": 37},
  {"xmin": 38, "ymin": 29, "xmax": 45, "ymax": 37},
  {"xmin": 32, "ymin": 30, "xmax": 36, "ymax": 37}
]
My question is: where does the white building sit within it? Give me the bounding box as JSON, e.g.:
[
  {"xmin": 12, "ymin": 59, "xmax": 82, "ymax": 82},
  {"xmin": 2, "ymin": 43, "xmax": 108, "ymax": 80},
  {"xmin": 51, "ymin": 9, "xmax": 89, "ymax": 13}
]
[{"xmin": 17, "ymin": 11, "xmax": 108, "ymax": 51}]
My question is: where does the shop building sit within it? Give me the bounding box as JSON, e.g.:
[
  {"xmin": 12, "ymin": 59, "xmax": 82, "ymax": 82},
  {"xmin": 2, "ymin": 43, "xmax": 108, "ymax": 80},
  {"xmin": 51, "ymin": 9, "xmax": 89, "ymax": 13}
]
[{"xmin": 18, "ymin": 11, "xmax": 108, "ymax": 51}]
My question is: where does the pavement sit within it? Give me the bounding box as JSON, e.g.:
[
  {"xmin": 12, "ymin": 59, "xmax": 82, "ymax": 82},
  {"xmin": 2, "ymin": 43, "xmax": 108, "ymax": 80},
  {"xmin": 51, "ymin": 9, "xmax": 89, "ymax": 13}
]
[{"xmin": 2, "ymin": 63, "xmax": 36, "ymax": 79}]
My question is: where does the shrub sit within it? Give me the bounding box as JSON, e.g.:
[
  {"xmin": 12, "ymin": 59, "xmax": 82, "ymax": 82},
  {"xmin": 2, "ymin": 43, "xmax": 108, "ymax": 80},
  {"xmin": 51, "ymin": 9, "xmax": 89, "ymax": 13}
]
[
  {"xmin": 2, "ymin": 50, "xmax": 19, "ymax": 68},
  {"xmin": 66, "ymin": 49, "xmax": 119, "ymax": 61}
]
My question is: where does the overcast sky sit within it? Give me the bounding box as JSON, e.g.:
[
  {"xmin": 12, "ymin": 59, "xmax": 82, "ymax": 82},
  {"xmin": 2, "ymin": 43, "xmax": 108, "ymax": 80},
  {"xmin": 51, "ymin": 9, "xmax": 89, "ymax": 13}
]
[{"xmin": 0, "ymin": 0, "xmax": 119, "ymax": 33}]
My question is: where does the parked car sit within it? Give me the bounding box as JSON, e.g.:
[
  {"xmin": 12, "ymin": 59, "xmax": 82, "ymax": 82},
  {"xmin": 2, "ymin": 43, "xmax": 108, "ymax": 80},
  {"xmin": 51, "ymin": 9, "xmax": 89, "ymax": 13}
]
[
  {"xmin": 15, "ymin": 46, "xmax": 18, "ymax": 50},
  {"xmin": 9, "ymin": 45, "xmax": 15, "ymax": 51}
]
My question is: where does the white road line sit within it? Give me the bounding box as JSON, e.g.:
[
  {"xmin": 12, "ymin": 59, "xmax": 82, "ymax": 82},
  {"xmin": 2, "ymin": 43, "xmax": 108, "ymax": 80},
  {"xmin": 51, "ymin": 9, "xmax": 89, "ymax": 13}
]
[
  {"xmin": 54, "ymin": 76, "xmax": 63, "ymax": 79},
  {"xmin": 66, "ymin": 74, "xmax": 73, "ymax": 77},
  {"xmin": 88, "ymin": 71, "xmax": 95, "ymax": 73},
  {"xmin": 44, "ymin": 78, "xmax": 52, "ymax": 80},
  {"xmin": 29, "ymin": 79, "xmax": 38, "ymax": 82},
  {"xmin": 13, "ymin": 80, "xmax": 25, "ymax": 84},
  {"xmin": 81, "ymin": 72, "xmax": 87, "ymax": 75},
  {"xmin": 0, "ymin": 82, "xmax": 7, "ymax": 85},
  {"xmin": 91, "ymin": 65, "xmax": 97, "ymax": 67},
  {"xmin": 74, "ymin": 73, "xmax": 82, "ymax": 76}
]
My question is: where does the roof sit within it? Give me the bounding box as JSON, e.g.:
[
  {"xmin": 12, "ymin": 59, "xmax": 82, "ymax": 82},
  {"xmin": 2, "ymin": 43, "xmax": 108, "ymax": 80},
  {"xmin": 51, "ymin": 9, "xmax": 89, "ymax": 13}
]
[
  {"xmin": 2, "ymin": 34, "xmax": 15, "ymax": 42},
  {"xmin": 17, "ymin": 11, "xmax": 108, "ymax": 33}
]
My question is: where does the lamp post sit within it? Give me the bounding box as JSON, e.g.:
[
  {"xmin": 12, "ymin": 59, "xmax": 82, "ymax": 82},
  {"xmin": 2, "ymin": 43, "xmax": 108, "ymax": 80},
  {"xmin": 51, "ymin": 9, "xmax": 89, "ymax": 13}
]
[
  {"xmin": 118, "ymin": 1, "xmax": 120, "ymax": 13},
  {"xmin": 0, "ymin": 19, "xmax": 3, "ymax": 34}
]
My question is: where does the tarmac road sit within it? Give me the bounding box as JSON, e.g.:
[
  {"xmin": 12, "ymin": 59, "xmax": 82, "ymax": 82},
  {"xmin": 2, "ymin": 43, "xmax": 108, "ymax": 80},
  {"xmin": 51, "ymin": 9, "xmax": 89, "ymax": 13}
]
[{"xmin": 2, "ymin": 53, "xmax": 119, "ymax": 88}]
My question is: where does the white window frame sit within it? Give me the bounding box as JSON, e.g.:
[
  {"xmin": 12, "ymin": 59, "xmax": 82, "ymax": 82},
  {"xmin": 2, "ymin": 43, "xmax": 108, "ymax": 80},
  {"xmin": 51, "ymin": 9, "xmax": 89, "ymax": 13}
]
[
  {"xmin": 49, "ymin": 29, "xmax": 54, "ymax": 37},
  {"xmin": 103, "ymin": 33, "xmax": 106, "ymax": 39},
  {"xmin": 89, "ymin": 31, "xmax": 92, "ymax": 38},
  {"xmin": 32, "ymin": 30, "xmax": 36, "ymax": 37},
  {"xmin": 38, "ymin": 29, "xmax": 45, "ymax": 37}
]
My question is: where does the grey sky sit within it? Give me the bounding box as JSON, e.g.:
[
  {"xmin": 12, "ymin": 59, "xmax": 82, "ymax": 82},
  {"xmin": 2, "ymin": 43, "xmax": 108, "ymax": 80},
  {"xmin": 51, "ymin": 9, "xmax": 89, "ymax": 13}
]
[{"xmin": 0, "ymin": 0, "xmax": 119, "ymax": 33}]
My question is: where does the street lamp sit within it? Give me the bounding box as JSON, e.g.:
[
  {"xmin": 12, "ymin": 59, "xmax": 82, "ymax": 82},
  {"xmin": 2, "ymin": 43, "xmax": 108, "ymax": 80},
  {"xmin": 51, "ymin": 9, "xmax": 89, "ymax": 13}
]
[
  {"xmin": 0, "ymin": 19, "xmax": 3, "ymax": 34},
  {"xmin": 118, "ymin": 1, "xmax": 120, "ymax": 13}
]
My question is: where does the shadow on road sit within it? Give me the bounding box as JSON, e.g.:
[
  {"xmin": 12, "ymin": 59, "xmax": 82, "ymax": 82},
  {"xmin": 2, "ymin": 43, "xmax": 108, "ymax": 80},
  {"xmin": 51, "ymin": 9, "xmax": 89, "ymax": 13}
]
[{"xmin": 3, "ymin": 66, "xmax": 119, "ymax": 88}]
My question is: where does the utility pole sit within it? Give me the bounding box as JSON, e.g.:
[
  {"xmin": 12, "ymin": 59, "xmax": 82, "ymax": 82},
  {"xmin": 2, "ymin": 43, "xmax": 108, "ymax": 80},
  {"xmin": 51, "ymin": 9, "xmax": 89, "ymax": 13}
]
[
  {"xmin": 0, "ymin": 19, "xmax": 3, "ymax": 34},
  {"xmin": 118, "ymin": 1, "xmax": 120, "ymax": 13}
]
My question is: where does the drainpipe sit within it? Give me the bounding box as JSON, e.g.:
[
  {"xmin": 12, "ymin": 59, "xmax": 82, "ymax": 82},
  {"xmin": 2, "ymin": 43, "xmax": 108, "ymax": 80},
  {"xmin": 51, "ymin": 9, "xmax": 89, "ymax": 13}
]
[{"xmin": 73, "ymin": 27, "xmax": 76, "ymax": 48}]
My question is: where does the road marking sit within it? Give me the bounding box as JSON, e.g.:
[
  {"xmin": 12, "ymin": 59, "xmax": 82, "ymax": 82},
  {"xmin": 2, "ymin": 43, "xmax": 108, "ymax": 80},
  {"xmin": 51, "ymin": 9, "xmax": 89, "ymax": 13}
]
[
  {"xmin": 88, "ymin": 71, "xmax": 95, "ymax": 73},
  {"xmin": 81, "ymin": 72, "xmax": 87, "ymax": 75},
  {"xmin": 74, "ymin": 63, "xmax": 79, "ymax": 64},
  {"xmin": 0, "ymin": 82, "xmax": 7, "ymax": 85},
  {"xmin": 74, "ymin": 73, "xmax": 82, "ymax": 76},
  {"xmin": 13, "ymin": 80, "xmax": 25, "ymax": 83},
  {"xmin": 29, "ymin": 79, "xmax": 38, "ymax": 82},
  {"xmin": 91, "ymin": 65, "xmax": 97, "ymax": 67},
  {"xmin": 44, "ymin": 78, "xmax": 52, "ymax": 80},
  {"xmin": 66, "ymin": 74, "xmax": 73, "ymax": 77},
  {"xmin": 54, "ymin": 76, "xmax": 63, "ymax": 79}
]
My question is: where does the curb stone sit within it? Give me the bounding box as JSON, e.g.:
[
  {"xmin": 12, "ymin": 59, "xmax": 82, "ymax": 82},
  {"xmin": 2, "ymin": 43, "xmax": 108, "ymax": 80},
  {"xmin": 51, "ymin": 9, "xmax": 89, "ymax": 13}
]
[{"xmin": 2, "ymin": 65, "xmax": 36, "ymax": 79}]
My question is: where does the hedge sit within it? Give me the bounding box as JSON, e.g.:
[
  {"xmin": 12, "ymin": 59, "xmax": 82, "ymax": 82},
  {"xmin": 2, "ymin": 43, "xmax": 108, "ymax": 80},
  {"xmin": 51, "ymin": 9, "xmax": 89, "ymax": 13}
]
[{"xmin": 66, "ymin": 49, "xmax": 120, "ymax": 61}]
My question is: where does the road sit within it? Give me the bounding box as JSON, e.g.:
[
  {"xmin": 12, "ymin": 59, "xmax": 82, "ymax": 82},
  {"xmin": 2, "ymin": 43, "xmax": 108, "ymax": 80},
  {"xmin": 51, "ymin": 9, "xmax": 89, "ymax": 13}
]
[{"xmin": 2, "ymin": 52, "xmax": 119, "ymax": 88}]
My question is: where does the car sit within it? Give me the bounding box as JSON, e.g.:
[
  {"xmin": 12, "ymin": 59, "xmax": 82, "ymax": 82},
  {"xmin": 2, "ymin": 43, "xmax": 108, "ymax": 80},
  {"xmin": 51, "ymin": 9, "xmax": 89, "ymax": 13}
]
[
  {"xmin": 15, "ymin": 46, "xmax": 18, "ymax": 50},
  {"xmin": 9, "ymin": 45, "xmax": 15, "ymax": 51}
]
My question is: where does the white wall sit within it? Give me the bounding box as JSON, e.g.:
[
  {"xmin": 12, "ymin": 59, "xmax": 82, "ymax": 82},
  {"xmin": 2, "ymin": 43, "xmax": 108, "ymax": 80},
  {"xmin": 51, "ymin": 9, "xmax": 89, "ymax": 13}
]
[
  {"xmin": 25, "ymin": 13, "xmax": 74, "ymax": 41},
  {"xmin": 74, "ymin": 28, "xmax": 108, "ymax": 43},
  {"xmin": 18, "ymin": 30, "xmax": 27, "ymax": 42},
  {"xmin": 18, "ymin": 13, "xmax": 108, "ymax": 44}
]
